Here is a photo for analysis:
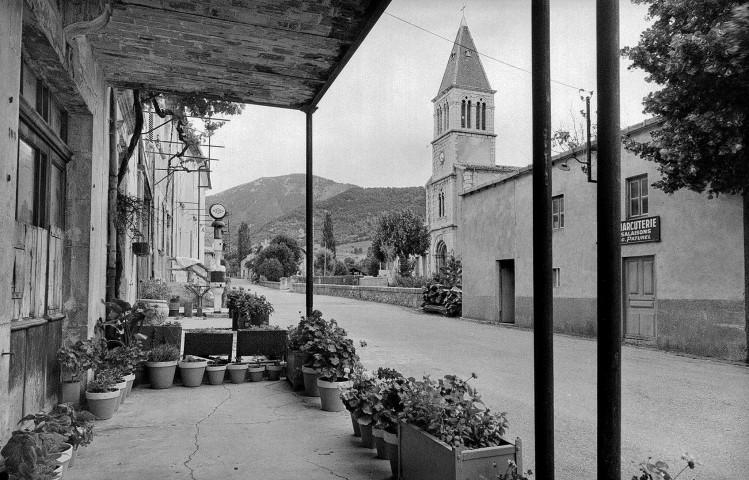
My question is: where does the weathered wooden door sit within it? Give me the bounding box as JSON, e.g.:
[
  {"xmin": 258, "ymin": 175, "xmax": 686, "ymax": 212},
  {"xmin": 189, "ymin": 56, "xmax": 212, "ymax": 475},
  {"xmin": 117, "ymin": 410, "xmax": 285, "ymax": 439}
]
[
  {"xmin": 497, "ymin": 260, "xmax": 515, "ymax": 324},
  {"xmin": 624, "ymin": 256, "xmax": 657, "ymax": 339}
]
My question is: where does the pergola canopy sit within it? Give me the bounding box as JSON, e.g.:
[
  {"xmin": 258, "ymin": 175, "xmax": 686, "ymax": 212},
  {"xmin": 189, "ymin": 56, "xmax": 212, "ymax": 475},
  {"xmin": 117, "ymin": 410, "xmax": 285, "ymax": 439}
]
[{"xmin": 87, "ymin": 0, "xmax": 391, "ymax": 109}]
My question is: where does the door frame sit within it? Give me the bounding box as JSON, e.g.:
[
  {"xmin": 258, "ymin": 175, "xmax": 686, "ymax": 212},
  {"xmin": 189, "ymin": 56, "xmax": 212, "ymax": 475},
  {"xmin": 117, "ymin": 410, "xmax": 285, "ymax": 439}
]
[
  {"xmin": 496, "ymin": 259, "xmax": 515, "ymax": 324},
  {"xmin": 622, "ymin": 255, "xmax": 658, "ymax": 340}
]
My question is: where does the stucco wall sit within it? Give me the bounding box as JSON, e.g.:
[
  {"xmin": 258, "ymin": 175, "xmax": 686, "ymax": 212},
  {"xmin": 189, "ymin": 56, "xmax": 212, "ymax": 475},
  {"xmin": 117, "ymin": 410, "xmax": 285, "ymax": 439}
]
[{"xmin": 461, "ymin": 123, "xmax": 745, "ymax": 360}]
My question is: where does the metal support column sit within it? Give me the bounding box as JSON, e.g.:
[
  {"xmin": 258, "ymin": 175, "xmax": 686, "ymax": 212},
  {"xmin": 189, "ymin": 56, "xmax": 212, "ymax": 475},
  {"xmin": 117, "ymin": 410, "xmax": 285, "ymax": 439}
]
[
  {"xmin": 304, "ymin": 107, "xmax": 316, "ymax": 316},
  {"xmin": 531, "ymin": 1, "xmax": 554, "ymax": 478},
  {"xmin": 596, "ymin": 1, "xmax": 622, "ymax": 478}
]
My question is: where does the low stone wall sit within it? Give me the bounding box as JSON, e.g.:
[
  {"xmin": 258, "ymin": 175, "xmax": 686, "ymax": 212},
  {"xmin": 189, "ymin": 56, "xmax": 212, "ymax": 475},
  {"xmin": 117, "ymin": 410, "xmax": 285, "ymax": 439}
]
[
  {"xmin": 291, "ymin": 283, "xmax": 422, "ymax": 308},
  {"xmin": 258, "ymin": 281, "xmax": 281, "ymax": 289},
  {"xmin": 358, "ymin": 276, "xmax": 388, "ymax": 287}
]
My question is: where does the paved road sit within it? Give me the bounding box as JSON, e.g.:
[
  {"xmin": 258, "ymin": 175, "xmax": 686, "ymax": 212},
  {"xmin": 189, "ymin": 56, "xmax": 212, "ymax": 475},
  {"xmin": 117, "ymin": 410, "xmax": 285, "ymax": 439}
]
[{"xmin": 241, "ymin": 281, "xmax": 748, "ymax": 480}]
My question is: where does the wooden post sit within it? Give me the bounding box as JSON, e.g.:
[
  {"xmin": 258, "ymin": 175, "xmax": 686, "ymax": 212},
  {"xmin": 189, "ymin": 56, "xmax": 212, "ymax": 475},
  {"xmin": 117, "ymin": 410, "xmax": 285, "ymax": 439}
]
[
  {"xmin": 304, "ymin": 107, "xmax": 316, "ymax": 316},
  {"xmin": 597, "ymin": 0, "xmax": 622, "ymax": 477},
  {"xmin": 531, "ymin": 0, "xmax": 555, "ymax": 478}
]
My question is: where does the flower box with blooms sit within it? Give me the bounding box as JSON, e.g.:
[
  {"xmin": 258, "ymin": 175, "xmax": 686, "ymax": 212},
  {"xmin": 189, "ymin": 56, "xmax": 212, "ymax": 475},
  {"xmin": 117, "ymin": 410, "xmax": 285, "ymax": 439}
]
[{"xmin": 398, "ymin": 374, "xmax": 522, "ymax": 480}]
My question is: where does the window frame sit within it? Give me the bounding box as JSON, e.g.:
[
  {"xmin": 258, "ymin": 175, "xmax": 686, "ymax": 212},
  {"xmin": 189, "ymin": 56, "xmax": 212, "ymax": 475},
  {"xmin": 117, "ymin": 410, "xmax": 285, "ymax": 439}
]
[
  {"xmin": 17, "ymin": 99, "xmax": 70, "ymax": 229},
  {"xmin": 552, "ymin": 195, "xmax": 564, "ymax": 231},
  {"xmin": 626, "ymin": 174, "xmax": 649, "ymax": 219},
  {"xmin": 552, "ymin": 268, "xmax": 561, "ymax": 287}
]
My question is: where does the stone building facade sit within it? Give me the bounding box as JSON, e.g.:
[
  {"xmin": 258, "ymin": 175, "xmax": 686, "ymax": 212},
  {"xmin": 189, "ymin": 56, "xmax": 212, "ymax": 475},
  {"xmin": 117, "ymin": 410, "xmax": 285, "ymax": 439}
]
[
  {"xmin": 423, "ymin": 20, "xmax": 517, "ymax": 276},
  {"xmin": 460, "ymin": 119, "xmax": 746, "ymax": 361}
]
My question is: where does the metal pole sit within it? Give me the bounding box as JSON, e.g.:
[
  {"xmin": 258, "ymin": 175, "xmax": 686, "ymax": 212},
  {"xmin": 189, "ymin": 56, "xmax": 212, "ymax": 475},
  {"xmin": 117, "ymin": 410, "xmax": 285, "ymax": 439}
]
[
  {"xmin": 305, "ymin": 107, "xmax": 316, "ymax": 316},
  {"xmin": 586, "ymin": 96, "xmax": 595, "ymax": 184},
  {"xmin": 597, "ymin": 1, "xmax": 622, "ymax": 478},
  {"xmin": 531, "ymin": 1, "xmax": 554, "ymax": 478}
]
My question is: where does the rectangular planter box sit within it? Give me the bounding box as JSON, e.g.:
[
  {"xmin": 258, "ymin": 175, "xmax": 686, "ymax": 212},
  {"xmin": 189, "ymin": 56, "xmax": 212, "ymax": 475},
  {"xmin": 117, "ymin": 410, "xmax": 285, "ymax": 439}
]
[
  {"xmin": 285, "ymin": 349, "xmax": 307, "ymax": 391},
  {"xmin": 183, "ymin": 331, "xmax": 233, "ymax": 358},
  {"xmin": 236, "ymin": 329, "xmax": 287, "ymax": 359},
  {"xmin": 398, "ymin": 422, "xmax": 522, "ymax": 480},
  {"xmin": 136, "ymin": 325, "xmax": 183, "ymax": 350}
]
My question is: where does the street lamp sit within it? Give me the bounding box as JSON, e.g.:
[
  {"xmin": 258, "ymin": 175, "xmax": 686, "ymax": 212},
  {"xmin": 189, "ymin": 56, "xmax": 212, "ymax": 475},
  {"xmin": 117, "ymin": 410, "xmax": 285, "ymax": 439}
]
[{"xmin": 557, "ymin": 91, "xmax": 597, "ymax": 184}]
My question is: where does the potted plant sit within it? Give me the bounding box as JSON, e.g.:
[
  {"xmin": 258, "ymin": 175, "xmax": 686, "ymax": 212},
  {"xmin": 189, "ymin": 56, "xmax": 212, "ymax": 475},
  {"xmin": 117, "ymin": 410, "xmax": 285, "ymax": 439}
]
[
  {"xmin": 372, "ymin": 369, "xmax": 411, "ymax": 472},
  {"xmin": 102, "ymin": 345, "xmax": 144, "ymax": 398},
  {"xmin": 291, "ymin": 311, "xmax": 330, "ymax": 397},
  {"xmin": 84, "ymin": 370, "xmax": 121, "ymax": 420},
  {"xmin": 145, "ymin": 344, "xmax": 180, "ymax": 389},
  {"xmin": 137, "ymin": 278, "xmax": 171, "ymax": 324},
  {"xmin": 1, "ymin": 431, "xmax": 67, "ymax": 480},
  {"xmin": 398, "ymin": 374, "xmax": 522, "ymax": 480},
  {"xmin": 57, "ymin": 339, "xmax": 101, "ymax": 407},
  {"xmin": 236, "ymin": 292, "xmax": 274, "ymax": 328},
  {"xmin": 301, "ymin": 312, "xmax": 363, "ymax": 411},
  {"xmin": 247, "ymin": 363, "xmax": 265, "ymax": 382},
  {"xmin": 106, "ymin": 369, "xmax": 128, "ymax": 411},
  {"xmin": 206, "ymin": 359, "xmax": 227, "ymax": 385},
  {"xmin": 18, "ymin": 404, "xmax": 95, "ymax": 471},
  {"xmin": 226, "ymin": 289, "xmax": 241, "ymax": 328},
  {"xmin": 226, "ymin": 355, "xmax": 249, "ymax": 384},
  {"xmin": 168, "ymin": 295, "xmax": 181, "ymax": 317},
  {"xmin": 178, "ymin": 355, "xmax": 208, "ymax": 387},
  {"xmin": 265, "ymin": 362, "xmax": 284, "ymax": 381}
]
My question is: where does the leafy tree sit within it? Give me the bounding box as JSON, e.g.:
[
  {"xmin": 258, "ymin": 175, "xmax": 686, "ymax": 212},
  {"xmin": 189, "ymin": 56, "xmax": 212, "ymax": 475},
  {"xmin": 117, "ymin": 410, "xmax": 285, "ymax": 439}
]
[
  {"xmin": 257, "ymin": 258, "xmax": 284, "ymax": 282},
  {"xmin": 334, "ymin": 260, "xmax": 348, "ymax": 276},
  {"xmin": 254, "ymin": 243, "xmax": 297, "ymax": 278},
  {"xmin": 622, "ymin": 0, "xmax": 749, "ymax": 361},
  {"xmin": 371, "ymin": 210, "xmax": 430, "ymax": 277},
  {"xmin": 322, "ymin": 211, "xmax": 336, "ymax": 258},
  {"xmin": 237, "ymin": 222, "xmax": 251, "ymax": 260},
  {"xmin": 314, "ymin": 248, "xmax": 336, "ymax": 276},
  {"xmin": 270, "ymin": 234, "xmax": 302, "ymax": 264}
]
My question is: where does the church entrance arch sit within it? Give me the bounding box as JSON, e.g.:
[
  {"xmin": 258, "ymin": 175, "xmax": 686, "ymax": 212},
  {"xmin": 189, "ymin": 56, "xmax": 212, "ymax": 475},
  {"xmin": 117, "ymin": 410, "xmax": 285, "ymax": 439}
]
[{"xmin": 436, "ymin": 241, "xmax": 447, "ymax": 271}]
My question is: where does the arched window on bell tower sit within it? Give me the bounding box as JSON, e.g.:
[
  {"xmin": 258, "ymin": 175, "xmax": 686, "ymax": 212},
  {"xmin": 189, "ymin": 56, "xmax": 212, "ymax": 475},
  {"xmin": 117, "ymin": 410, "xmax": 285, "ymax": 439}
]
[
  {"xmin": 467, "ymin": 100, "xmax": 472, "ymax": 128},
  {"xmin": 461, "ymin": 100, "xmax": 466, "ymax": 128},
  {"xmin": 445, "ymin": 103, "xmax": 449, "ymax": 130},
  {"xmin": 482, "ymin": 102, "xmax": 487, "ymax": 130},
  {"xmin": 437, "ymin": 107, "xmax": 442, "ymax": 135},
  {"xmin": 476, "ymin": 101, "xmax": 481, "ymax": 129}
]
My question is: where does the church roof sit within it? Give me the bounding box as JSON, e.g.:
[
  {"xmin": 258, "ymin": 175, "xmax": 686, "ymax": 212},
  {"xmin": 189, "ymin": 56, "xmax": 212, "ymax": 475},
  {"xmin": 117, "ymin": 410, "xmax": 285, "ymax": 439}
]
[
  {"xmin": 458, "ymin": 164, "xmax": 519, "ymax": 173},
  {"xmin": 436, "ymin": 22, "xmax": 493, "ymax": 97}
]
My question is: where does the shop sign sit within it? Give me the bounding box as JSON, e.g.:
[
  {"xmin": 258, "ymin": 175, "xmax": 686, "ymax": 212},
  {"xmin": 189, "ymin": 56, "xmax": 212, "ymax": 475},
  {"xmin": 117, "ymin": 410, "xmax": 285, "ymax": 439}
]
[{"xmin": 621, "ymin": 215, "xmax": 660, "ymax": 244}]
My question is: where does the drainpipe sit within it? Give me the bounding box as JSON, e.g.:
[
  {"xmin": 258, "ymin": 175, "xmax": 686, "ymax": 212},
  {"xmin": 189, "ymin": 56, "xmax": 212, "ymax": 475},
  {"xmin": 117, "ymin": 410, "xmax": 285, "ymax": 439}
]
[
  {"xmin": 304, "ymin": 107, "xmax": 316, "ymax": 316},
  {"xmin": 531, "ymin": 1, "xmax": 554, "ymax": 478},
  {"xmin": 106, "ymin": 88, "xmax": 118, "ymax": 301},
  {"xmin": 597, "ymin": 1, "xmax": 622, "ymax": 477}
]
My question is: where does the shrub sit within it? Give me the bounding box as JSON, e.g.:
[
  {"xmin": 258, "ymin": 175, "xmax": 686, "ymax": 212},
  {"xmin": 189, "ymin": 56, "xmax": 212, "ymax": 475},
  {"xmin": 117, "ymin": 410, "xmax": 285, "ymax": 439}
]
[
  {"xmin": 400, "ymin": 374, "xmax": 508, "ymax": 449},
  {"xmin": 257, "ymin": 258, "xmax": 284, "ymax": 282},
  {"xmin": 57, "ymin": 339, "xmax": 102, "ymax": 380},
  {"xmin": 393, "ymin": 275, "xmax": 430, "ymax": 288},
  {"xmin": 146, "ymin": 344, "xmax": 180, "ymax": 363},
  {"xmin": 139, "ymin": 278, "xmax": 170, "ymax": 300}
]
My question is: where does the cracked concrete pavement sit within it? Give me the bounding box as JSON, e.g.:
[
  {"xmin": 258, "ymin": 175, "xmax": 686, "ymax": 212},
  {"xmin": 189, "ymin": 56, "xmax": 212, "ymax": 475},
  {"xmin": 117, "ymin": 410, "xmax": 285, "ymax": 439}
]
[{"xmin": 66, "ymin": 359, "xmax": 391, "ymax": 480}]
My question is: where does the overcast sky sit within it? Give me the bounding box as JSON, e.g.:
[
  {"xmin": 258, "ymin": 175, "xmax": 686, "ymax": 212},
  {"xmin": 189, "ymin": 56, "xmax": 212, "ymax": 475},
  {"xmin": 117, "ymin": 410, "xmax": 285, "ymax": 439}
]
[{"xmin": 207, "ymin": 0, "xmax": 655, "ymax": 194}]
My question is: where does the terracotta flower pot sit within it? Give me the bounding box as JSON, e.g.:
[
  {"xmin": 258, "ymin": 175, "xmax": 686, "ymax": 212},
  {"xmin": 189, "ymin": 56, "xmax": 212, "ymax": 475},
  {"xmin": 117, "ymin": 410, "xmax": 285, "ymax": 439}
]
[
  {"xmin": 317, "ymin": 377, "xmax": 352, "ymax": 412},
  {"xmin": 179, "ymin": 359, "xmax": 208, "ymax": 387},
  {"xmin": 146, "ymin": 360, "xmax": 178, "ymax": 389},
  {"xmin": 206, "ymin": 364, "xmax": 227, "ymax": 385},
  {"xmin": 373, "ymin": 427, "xmax": 388, "ymax": 459},
  {"xmin": 85, "ymin": 389, "xmax": 120, "ymax": 420},
  {"xmin": 358, "ymin": 420, "xmax": 375, "ymax": 449},
  {"xmin": 384, "ymin": 431, "xmax": 399, "ymax": 477},
  {"xmin": 302, "ymin": 366, "xmax": 320, "ymax": 397},
  {"xmin": 56, "ymin": 442, "xmax": 73, "ymax": 475},
  {"xmin": 266, "ymin": 364, "xmax": 283, "ymax": 381},
  {"xmin": 227, "ymin": 362, "xmax": 248, "ymax": 384},
  {"xmin": 123, "ymin": 373, "xmax": 136, "ymax": 396},
  {"xmin": 113, "ymin": 380, "xmax": 127, "ymax": 410},
  {"xmin": 247, "ymin": 365, "xmax": 265, "ymax": 382},
  {"xmin": 350, "ymin": 411, "xmax": 361, "ymax": 437}
]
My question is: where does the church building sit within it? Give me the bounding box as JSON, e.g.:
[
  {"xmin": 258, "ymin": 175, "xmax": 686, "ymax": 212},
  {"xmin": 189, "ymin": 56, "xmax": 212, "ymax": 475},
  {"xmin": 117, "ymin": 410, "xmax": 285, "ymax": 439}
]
[{"xmin": 423, "ymin": 20, "xmax": 518, "ymax": 276}]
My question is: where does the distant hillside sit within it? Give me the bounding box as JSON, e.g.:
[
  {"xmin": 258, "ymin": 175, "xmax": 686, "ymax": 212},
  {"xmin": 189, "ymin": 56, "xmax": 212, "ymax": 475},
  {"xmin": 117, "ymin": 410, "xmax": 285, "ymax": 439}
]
[
  {"xmin": 250, "ymin": 186, "xmax": 426, "ymax": 247},
  {"xmin": 206, "ymin": 174, "xmax": 356, "ymax": 244}
]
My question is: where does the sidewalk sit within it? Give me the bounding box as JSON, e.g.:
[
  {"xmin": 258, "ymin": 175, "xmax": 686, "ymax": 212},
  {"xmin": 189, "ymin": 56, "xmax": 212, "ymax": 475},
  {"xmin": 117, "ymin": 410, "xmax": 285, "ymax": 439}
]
[{"xmin": 66, "ymin": 377, "xmax": 392, "ymax": 480}]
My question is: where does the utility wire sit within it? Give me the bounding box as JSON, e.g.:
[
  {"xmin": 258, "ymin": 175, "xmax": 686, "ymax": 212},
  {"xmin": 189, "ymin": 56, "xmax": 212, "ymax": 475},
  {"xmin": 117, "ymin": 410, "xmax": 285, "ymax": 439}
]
[{"xmin": 384, "ymin": 11, "xmax": 587, "ymax": 92}]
